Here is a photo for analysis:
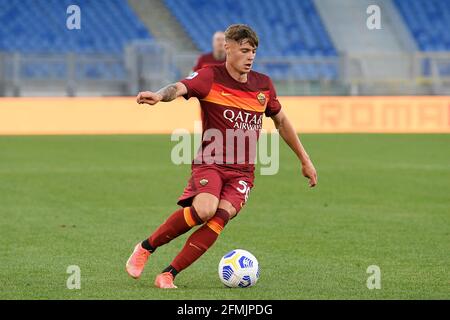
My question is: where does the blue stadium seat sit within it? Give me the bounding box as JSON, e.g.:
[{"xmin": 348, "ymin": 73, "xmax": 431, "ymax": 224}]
[
  {"xmin": 164, "ymin": 0, "xmax": 338, "ymax": 80},
  {"xmin": 395, "ymin": 0, "xmax": 450, "ymax": 76},
  {"xmin": 0, "ymin": 0, "xmax": 152, "ymax": 80},
  {"xmin": 395, "ymin": 0, "xmax": 450, "ymax": 52}
]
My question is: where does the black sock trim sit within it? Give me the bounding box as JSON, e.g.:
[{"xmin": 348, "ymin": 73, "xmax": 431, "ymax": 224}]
[
  {"xmin": 163, "ymin": 265, "xmax": 179, "ymax": 278},
  {"xmin": 141, "ymin": 239, "xmax": 155, "ymax": 253}
]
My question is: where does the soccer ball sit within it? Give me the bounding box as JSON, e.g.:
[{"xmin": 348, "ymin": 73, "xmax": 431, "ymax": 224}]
[{"xmin": 218, "ymin": 249, "xmax": 259, "ymax": 288}]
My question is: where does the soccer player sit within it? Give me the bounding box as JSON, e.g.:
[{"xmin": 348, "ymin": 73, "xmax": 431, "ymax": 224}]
[
  {"xmin": 192, "ymin": 31, "xmax": 226, "ymax": 71},
  {"xmin": 127, "ymin": 24, "xmax": 317, "ymax": 289},
  {"xmin": 193, "ymin": 31, "xmax": 226, "ymax": 127}
]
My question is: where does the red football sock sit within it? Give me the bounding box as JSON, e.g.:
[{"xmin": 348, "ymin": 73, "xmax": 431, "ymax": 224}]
[
  {"xmin": 170, "ymin": 208, "xmax": 230, "ymax": 273},
  {"xmin": 147, "ymin": 206, "xmax": 203, "ymax": 250}
]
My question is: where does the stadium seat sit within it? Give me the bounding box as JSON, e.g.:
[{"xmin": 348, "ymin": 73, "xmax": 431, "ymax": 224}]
[
  {"xmin": 395, "ymin": 0, "xmax": 450, "ymax": 52},
  {"xmin": 0, "ymin": 0, "xmax": 152, "ymax": 80},
  {"xmin": 394, "ymin": 0, "xmax": 450, "ymax": 76},
  {"xmin": 163, "ymin": 0, "xmax": 338, "ymax": 80}
]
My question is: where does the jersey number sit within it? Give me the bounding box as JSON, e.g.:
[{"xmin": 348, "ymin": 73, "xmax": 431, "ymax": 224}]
[{"xmin": 236, "ymin": 180, "xmax": 251, "ymax": 203}]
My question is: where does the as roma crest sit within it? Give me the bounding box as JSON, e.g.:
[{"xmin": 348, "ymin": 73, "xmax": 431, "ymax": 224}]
[{"xmin": 256, "ymin": 92, "xmax": 266, "ymax": 106}]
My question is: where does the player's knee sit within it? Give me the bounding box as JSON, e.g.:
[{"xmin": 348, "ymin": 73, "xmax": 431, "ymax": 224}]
[
  {"xmin": 193, "ymin": 193, "xmax": 219, "ymax": 222},
  {"xmin": 194, "ymin": 204, "xmax": 217, "ymax": 222}
]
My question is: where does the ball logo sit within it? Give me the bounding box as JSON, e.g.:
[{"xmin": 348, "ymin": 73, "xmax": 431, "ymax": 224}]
[
  {"xmin": 238, "ymin": 255, "xmax": 254, "ymax": 268},
  {"xmin": 199, "ymin": 179, "xmax": 208, "ymax": 186}
]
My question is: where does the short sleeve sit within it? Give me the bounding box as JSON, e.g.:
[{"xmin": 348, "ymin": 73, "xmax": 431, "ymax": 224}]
[
  {"xmin": 180, "ymin": 67, "xmax": 214, "ymax": 100},
  {"xmin": 265, "ymin": 78, "xmax": 282, "ymax": 117}
]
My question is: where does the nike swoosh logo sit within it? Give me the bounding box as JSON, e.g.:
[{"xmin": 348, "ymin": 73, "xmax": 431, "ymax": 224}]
[
  {"xmin": 220, "ymin": 91, "xmax": 233, "ymax": 96},
  {"xmin": 189, "ymin": 242, "xmax": 202, "ymax": 251}
]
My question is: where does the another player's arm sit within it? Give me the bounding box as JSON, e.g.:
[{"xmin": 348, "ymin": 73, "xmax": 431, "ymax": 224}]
[
  {"xmin": 136, "ymin": 82, "xmax": 188, "ymax": 105},
  {"xmin": 271, "ymin": 110, "xmax": 318, "ymax": 187}
]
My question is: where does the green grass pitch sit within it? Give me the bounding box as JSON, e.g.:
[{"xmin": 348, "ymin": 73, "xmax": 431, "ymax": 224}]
[{"xmin": 0, "ymin": 134, "xmax": 448, "ymax": 299}]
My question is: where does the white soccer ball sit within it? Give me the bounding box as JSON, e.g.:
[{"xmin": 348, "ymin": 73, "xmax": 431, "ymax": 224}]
[{"xmin": 218, "ymin": 249, "xmax": 259, "ymax": 288}]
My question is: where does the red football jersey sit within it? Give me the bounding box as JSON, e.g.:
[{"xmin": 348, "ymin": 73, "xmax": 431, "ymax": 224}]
[
  {"xmin": 180, "ymin": 64, "xmax": 282, "ymax": 172},
  {"xmin": 193, "ymin": 52, "xmax": 226, "ymax": 71}
]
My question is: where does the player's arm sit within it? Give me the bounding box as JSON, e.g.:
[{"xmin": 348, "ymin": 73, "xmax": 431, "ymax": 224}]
[
  {"xmin": 271, "ymin": 109, "xmax": 318, "ymax": 187},
  {"xmin": 136, "ymin": 82, "xmax": 188, "ymax": 106}
]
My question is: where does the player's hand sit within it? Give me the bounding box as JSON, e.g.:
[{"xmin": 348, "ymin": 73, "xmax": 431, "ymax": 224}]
[
  {"xmin": 302, "ymin": 160, "xmax": 317, "ymax": 187},
  {"xmin": 136, "ymin": 91, "xmax": 162, "ymax": 105}
]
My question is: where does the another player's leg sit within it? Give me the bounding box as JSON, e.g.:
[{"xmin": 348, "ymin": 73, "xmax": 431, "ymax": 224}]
[
  {"xmin": 155, "ymin": 198, "xmax": 236, "ymax": 289},
  {"xmin": 126, "ymin": 206, "xmax": 203, "ymax": 279}
]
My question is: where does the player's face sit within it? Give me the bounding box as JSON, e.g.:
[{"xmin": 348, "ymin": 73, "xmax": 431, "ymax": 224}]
[{"xmin": 225, "ymin": 39, "xmax": 257, "ymax": 74}]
